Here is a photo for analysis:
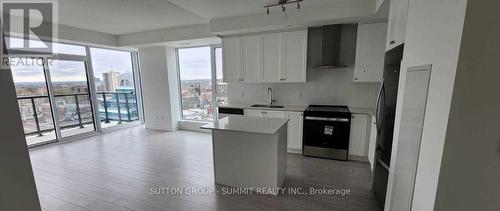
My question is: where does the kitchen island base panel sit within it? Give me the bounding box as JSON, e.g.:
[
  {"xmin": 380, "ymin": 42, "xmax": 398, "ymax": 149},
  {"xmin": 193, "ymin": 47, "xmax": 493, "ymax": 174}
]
[{"xmin": 211, "ymin": 127, "xmax": 287, "ymax": 192}]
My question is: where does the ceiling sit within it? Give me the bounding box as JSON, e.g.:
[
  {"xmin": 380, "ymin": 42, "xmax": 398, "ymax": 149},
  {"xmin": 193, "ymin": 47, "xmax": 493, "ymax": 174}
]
[
  {"xmin": 58, "ymin": 0, "xmax": 207, "ymax": 35},
  {"xmin": 56, "ymin": 0, "xmax": 355, "ymax": 35},
  {"xmin": 166, "ymin": 0, "xmax": 350, "ymax": 20}
]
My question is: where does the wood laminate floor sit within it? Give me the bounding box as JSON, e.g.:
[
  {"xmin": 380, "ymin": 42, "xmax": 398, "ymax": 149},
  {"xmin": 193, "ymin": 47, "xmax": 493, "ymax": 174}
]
[{"xmin": 29, "ymin": 126, "xmax": 380, "ymax": 211}]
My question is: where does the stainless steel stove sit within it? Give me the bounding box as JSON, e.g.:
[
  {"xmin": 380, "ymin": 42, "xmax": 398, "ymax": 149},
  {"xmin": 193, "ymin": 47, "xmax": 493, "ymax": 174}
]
[{"xmin": 302, "ymin": 105, "xmax": 351, "ymax": 160}]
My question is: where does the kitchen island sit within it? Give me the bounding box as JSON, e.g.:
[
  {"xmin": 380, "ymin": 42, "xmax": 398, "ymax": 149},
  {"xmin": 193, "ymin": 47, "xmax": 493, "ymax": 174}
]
[{"xmin": 201, "ymin": 116, "xmax": 288, "ymax": 194}]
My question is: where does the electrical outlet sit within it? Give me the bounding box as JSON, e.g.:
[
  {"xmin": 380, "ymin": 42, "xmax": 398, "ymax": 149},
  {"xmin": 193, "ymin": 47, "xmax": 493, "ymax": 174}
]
[{"xmin": 298, "ymin": 93, "xmax": 303, "ymax": 99}]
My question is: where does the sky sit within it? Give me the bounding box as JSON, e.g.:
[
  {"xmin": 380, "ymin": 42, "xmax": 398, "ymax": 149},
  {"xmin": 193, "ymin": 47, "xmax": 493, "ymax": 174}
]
[
  {"xmin": 178, "ymin": 46, "xmax": 223, "ymax": 80},
  {"xmin": 10, "ymin": 38, "xmax": 220, "ymax": 83},
  {"xmin": 9, "ymin": 38, "xmax": 133, "ymax": 83}
]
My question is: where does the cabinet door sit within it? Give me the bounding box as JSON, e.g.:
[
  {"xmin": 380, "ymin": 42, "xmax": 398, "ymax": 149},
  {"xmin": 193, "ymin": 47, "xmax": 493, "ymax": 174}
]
[
  {"xmin": 262, "ymin": 33, "xmax": 283, "ymax": 82},
  {"xmin": 222, "ymin": 37, "xmax": 241, "ymax": 82},
  {"xmin": 349, "ymin": 114, "xmax": 369, "ymax": 157},
  {"xmin": 241, "ymin": 35, "xmax": 262, "ymax": 82},
  {"xmin": 396, "ymin": 0, "xmax": 409, "ymax": 46},
  {"xmin": 244, "ymin": 109, "xmax": 263, "ymax": 117},
  {"xmin": 283, "ymin": 30, "xmax": 307, "ymax": 82},
  {"xmin": 286, "ymin": 112, "xmax": 303, "ymax": 151},
  {"xmin": 386, "ymin": 0, "xmax": 400, "ymax": 50},
  {"xmin": 264, "ymin": 110, "xmax": 286, "ymax": 119},
  {"xmin": 354, "ymin": 22, "xmax": 387, "ymax": 82}
]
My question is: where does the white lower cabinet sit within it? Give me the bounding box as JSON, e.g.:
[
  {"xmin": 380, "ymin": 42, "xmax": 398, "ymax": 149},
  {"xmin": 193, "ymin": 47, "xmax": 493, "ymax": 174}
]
[
  {"xmin": 286, "ymin": 112, "xmax": 303, "ymax": 153},
  {"xmin": 349, "ymin": 114, "xmax": 369, "ymax": 158},
  {"xmin": 244, "ymin": 109, "xmax": 303, "ymax": 153}
]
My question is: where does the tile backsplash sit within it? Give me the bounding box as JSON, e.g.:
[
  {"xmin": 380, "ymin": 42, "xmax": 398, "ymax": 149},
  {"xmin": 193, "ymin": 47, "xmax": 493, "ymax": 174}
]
[{"xmin": 227, "ymin": 67, "xmax": 381, "ymax": 109}]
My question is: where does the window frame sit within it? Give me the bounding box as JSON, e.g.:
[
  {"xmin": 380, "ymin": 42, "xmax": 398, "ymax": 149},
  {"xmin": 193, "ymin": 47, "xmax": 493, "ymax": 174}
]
[
  {"xmin": 176, "ymin": 44, "xmax": 222, "ymax": 122},
  {"xmin": 6, "ymin": 35, "xmax": 144, "ymax": 147}
]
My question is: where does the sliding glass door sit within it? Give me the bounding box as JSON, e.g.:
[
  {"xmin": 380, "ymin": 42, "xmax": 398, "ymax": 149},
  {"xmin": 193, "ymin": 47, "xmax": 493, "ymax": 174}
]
[
  {"xmin": 10, "ymin": 57, "xmax": 57, "ymax": 146},
  {"xmin": 47, "ymin": 60, "xmax": 96, "ymax": 138},
  {"xmin": 7, "ymin": 38, "xmax": 143, "ymax": 146}
]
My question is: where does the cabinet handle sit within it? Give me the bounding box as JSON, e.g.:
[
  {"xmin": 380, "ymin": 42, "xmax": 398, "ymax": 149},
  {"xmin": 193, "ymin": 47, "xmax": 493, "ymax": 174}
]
[{"xmin": 389, "ymin": 40, "xmax": 396, "ymax": 45}]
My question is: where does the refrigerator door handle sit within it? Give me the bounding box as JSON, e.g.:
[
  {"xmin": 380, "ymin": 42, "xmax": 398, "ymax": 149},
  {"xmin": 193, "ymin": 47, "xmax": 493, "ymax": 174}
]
[
  {"xmin": 375, "ymin": 79, "xmax": 385, "ymax": 129},
  {"xmin": 377, "ymin": 157, "xmax": 390, "ymax": 171}
]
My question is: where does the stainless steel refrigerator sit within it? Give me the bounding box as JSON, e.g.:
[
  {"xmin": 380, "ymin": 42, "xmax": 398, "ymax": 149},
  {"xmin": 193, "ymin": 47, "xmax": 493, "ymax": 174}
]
[{"xmin": 373, "ymin": 44, "xmax": 404, "ymax": 208}]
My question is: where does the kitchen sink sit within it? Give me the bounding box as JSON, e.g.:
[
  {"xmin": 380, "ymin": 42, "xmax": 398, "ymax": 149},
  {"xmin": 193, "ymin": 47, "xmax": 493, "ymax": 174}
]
[{"xmin": 251, "ymin": 104, "xmax": 284, "ymax": 108}]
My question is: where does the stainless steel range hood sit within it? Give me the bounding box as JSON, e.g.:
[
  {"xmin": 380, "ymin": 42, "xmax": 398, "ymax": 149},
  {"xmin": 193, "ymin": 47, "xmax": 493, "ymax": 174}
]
[{"xmin": 310, "ymin": 25, "xmax": 347, "ymax": 69}]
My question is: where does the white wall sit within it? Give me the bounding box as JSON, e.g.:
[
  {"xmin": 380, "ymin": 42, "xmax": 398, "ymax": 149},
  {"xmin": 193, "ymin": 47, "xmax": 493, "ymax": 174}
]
[
  {"xmin": 0, "ymin": 37, "xmax": 41, "ymax": 210},
  {"xmin": 228, "ymin": 25, "xmax": 380, "ymax": 109},
  {"xmin": 433, "ymin": 1, "xmax": 500, "ymax": 210},
  {"xmin": 58, "ymin": 24, "xmax": 118, "ymax": 47},
  {"xmin": 138, "ymin": 46, "xmax": 180, "ymax": 131},
  {"xmin": 385, "ymin": 0, "xmax": 468, "ymax": 210},
  {"xmin": 228, "ymin": 70, "xmax": 380, "ymax": 108},
  {"xmin": 118, "ymin": 24, "xmax": 215, "ymax": 47}
]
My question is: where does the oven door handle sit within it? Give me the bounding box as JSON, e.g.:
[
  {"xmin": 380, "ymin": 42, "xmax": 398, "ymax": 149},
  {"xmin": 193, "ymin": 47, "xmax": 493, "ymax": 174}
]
[{"xmin": 304, "ymin": 116, "xmax": 350, "ymax": 122}]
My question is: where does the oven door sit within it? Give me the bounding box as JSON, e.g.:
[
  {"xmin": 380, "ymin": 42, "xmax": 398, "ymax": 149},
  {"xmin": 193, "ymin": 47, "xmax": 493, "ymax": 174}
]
[{"xmin": 303, "ymin": 116, "xmax": 351, "ymax": 150}]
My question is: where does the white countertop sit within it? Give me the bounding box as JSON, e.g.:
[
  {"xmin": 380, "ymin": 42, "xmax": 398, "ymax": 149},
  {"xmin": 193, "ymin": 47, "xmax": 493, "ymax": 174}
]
[
  {"xmin": 349, "ymin": 107, "xmax": 376, "ymax": 116},
  {"xmin": 201, "ymin": 116, "xmax": 289, "ymax": 135},
  {"xmin": 218, "ymin": 104, "xmax": 307, "ymax": 112}
]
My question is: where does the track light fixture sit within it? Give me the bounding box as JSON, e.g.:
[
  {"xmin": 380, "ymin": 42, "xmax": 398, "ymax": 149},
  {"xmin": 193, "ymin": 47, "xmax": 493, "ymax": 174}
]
[{"xmin": 265, "ymin": 0, "xmax": 303, "ymax": 15}]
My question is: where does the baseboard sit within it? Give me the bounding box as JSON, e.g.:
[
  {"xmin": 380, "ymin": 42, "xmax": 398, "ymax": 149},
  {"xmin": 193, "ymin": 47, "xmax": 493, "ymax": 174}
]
[
  {"xmin": 287, "ymin": 148, "xmax": 303, "ymax": 154},
  {"xmin": 348, "ymin": 155, "xmax": 369, "ymax": 162}
]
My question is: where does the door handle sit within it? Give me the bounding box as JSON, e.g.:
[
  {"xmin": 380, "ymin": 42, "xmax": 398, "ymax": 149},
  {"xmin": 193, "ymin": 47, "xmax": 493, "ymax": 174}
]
[
  {"xmin": 375, "ymin": 78, "xmax": 385, "ymax": 127},
  {"xmin": 304, "ymin": 116, "xmax": 350, "ymax": 122}
]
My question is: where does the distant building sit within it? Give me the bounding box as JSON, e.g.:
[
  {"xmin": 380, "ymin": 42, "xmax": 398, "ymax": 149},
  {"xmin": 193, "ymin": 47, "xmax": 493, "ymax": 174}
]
[
  {"xmin": 118, "ymin": 73, "xmax": 133, "ymax": 87},
  {"xmin": 103, "ymin": 71, "xmax": 120, "ymax": 92}
]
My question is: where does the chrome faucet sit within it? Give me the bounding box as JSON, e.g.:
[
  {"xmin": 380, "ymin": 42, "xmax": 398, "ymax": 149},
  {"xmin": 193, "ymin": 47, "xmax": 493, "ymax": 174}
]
[{"xmin": 267, "ymin": 87, "xmax": 274, "ymax": 105}]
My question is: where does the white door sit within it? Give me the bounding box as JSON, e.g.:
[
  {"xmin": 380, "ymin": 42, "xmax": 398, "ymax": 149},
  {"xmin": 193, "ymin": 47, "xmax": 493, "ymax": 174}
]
[
  {"xmin": 222, "ymin": 37, "xmax": 241, "ymax": 82},
  {"xmin": 241, "ymin": 35, "xmax": 262, "ymax": 82},
  {"xmin": 390, "ymin": 65, "xmax": 431, "ymax": 211},
  {"xmin": 287, "ymin": 112, "xmax": 303, "ymax": 150},
  {"xmin": 349, "ymin": 114, "xmax": 369, "ymax": 156},
  {"xmin": 283, "ymin": 30, "xmax": 307, "ymax": 82},
  {"xmin": 262, "ymin": 33, "xmax": 283, "ymax": 82}
]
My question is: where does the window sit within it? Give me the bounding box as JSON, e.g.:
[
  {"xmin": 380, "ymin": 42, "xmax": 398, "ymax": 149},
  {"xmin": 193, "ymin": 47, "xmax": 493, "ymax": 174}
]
[
  {"xmin": 215, "ymin": 48, "xmax": 227, "ymax": 106},
  {"xmin": 8, "ymin": 38, "xmax": 142, "ymax": 146},
  {"xmin": 177, "ymin": 46, "xmax": 224, "ymax": 121},
  {"xmin": 90, "ymin": 48, "xmax": 140, "ymax": 128}
]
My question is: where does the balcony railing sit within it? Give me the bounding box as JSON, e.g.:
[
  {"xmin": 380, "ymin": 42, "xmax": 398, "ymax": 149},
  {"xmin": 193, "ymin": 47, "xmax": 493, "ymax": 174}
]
[{"xmin": 17, "ymin": 92, "xmax": 138, "ymax": 137}]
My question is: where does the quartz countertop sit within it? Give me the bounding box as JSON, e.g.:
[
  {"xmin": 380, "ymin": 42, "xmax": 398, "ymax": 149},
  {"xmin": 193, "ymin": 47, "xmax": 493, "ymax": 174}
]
[
  {"xmin": 201, "ymin": 116, "xmax": 289, "ymax": 135},
  {"xmin": 218, "ymin": 104, "xmax": 307, "ymax": 112},
  {"xmin": 349, "ymin": 107, "xmax": 376, "ymax": 116}
]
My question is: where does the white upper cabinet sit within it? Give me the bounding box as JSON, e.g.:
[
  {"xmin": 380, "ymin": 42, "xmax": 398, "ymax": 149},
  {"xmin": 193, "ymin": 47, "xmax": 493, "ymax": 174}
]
[
  {"xmin": 282, "ymin": 30, "xmax": 307, "ymax": 82},
  {"xmin": 222, "ymin": 37, "xmax": 241, "ymax": 82},
  {"xmin": 222, "ymin": 29, "xmax": 307, "ymax": 83},
  {"xmin": 354, "ymin": 22, "xmax": 387, "ymax": 82},
  {"xmin": 386, "ymin": 0, "xmax": 409, "ymax": 51},
  {"xmin": 241, "ymin": 35, "xmax": 262, "ymax": 82},
  {"xmin": 262, "ymin": 33, "xmax": 283, "ymax": 82}
]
